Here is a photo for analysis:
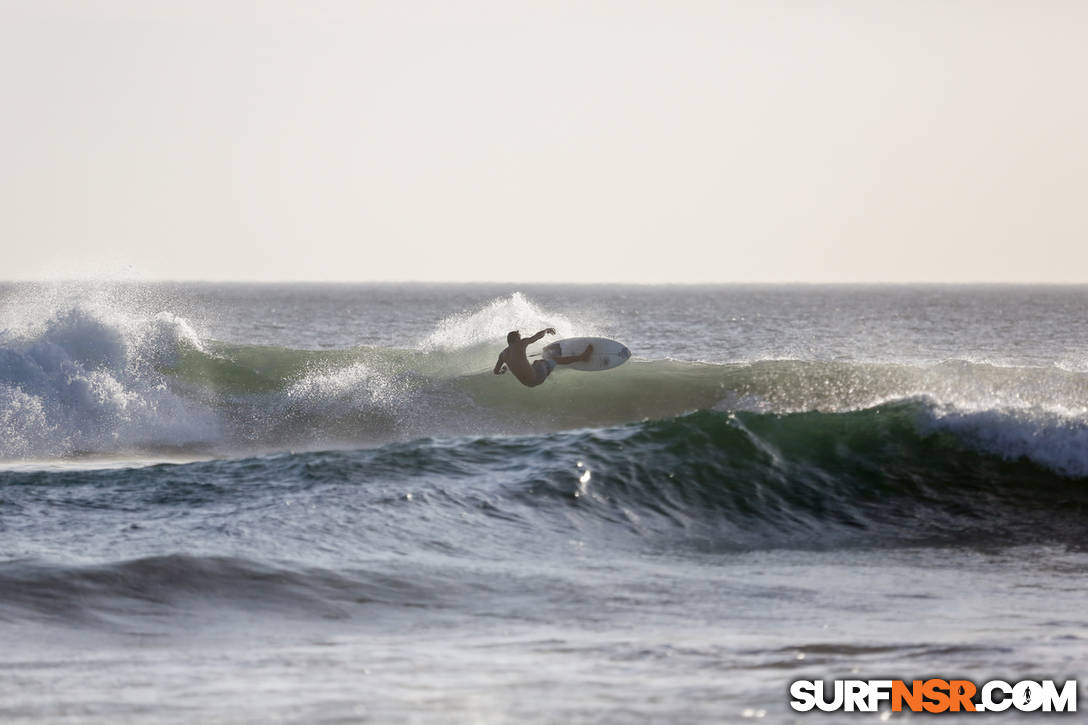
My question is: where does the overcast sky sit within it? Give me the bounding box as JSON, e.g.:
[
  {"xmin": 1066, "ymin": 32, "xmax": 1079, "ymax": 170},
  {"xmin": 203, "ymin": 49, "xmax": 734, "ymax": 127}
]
[{"xmin": 2, "ymin": 1, "xmax": 1086, "ymax": 283}]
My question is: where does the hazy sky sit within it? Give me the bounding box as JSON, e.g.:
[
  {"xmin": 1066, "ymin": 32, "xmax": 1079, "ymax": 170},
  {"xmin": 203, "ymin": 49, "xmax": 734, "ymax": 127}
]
[{"xmin": 2, "ymin": 1, "xmax": 1086, "ymax": 283}]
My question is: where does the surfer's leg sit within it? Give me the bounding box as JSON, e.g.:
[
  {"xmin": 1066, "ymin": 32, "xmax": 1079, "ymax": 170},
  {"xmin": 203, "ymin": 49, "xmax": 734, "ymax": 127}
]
[{"xmin": 552, "ymin": 345, "xmax": 593, "ymax": 365}]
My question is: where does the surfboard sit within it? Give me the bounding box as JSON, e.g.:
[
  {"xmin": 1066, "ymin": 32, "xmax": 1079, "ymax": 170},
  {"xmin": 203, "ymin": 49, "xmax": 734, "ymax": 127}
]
[{"xmin": 541, "ymin": 337, "xmax": 631, "ymax": 372}]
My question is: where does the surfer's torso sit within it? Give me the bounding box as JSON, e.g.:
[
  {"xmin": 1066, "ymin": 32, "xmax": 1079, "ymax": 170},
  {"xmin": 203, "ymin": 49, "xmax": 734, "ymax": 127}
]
[{"xmin": 499, "ymin": 341, "xmax": 541, "ymax": 387}]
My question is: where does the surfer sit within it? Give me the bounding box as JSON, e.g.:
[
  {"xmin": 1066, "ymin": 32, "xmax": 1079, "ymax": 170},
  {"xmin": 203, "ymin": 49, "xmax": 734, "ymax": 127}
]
[{"xmin": 494, "ymin": 329, "xmax": 592, "ymax": 388}]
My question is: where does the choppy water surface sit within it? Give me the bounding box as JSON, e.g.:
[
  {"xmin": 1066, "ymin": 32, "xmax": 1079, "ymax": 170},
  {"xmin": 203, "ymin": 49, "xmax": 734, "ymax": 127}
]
[{"xmin": 1, "ymin": 283, "xmax": 1086, "ymax": 722}]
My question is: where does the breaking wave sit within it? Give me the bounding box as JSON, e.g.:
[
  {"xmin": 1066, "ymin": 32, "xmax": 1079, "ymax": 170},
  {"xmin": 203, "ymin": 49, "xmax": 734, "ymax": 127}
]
[{"xmin": 0, "ymin": 292, "xmax": 1086, "ymax": 482}]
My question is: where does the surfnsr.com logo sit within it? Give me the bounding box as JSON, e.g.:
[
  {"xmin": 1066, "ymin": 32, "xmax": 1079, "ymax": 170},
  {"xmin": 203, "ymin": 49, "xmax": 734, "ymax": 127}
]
[{"xmin": 789, "ymin": 679, "xmax": 1078, "ymax": 713}]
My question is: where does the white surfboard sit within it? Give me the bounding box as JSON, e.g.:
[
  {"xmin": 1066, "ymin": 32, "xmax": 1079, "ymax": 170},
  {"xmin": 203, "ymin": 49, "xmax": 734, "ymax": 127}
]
[{"xmin": 541, "ymin": 337, "xmax": 631, "ymax": 372}]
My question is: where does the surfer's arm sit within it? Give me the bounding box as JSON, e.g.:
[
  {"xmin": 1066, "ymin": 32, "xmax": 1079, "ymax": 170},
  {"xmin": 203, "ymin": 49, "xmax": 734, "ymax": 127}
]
[
  {"xmin": 525, "ymin": 328, "xmax": 556, "ymax": 344},
  {"xmin": 493, "ymin": 352, "xmax": 506, "ymax": 375}
]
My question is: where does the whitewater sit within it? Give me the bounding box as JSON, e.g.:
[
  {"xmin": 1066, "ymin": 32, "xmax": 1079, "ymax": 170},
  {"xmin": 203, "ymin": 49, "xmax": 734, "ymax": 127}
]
[{"xmin": 2, "ymin": 282, "xmax": 1087, "ymax": 723}]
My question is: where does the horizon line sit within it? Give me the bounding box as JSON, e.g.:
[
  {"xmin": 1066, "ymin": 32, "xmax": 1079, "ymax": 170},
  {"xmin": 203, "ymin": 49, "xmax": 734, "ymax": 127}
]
[{"xmin": 2, "ymin": 278, "xmax": 1088, "ymax": 287}]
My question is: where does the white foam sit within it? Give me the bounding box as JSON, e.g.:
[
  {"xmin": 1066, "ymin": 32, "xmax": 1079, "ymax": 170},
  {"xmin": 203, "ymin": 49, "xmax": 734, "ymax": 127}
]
[
  {"xmin": 0, "ymin": 304, "xmax": 219, "ymax": 458},
  {"xmin": 921, "ymin": 403, "xmax": 1088, "ymax": 479}
]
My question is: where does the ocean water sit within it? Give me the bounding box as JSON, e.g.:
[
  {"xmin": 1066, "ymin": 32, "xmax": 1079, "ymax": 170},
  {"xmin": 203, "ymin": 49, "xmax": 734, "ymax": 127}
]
[{"xmin": 1, "ymin": 282, "xmax": 1086, "ymax": 723}]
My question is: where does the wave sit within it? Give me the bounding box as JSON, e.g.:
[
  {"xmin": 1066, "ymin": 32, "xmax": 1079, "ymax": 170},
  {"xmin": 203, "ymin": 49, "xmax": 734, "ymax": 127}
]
[
  {"xmin": 3, "ymin": 404, "xmax": 1085, "ymax": 565},
  {"xmin": 3, "ymin": 401, "xmax": 1087, "ymax": 626},
  {"xmin": 0, "ymin": 555, "xmax": 448, "ymax": 627},
  {"xmin": 1, "ymin": 294, "xmax": 1087, "ymax": 481},
  {"xmin": 535, "ymin": 404, "xmax": 1088, "ymax": 548}
]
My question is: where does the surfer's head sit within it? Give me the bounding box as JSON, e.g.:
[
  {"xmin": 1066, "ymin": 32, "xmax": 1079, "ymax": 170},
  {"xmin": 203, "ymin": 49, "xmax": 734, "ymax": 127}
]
[{"xmin": 507, "ymin": 330, "xmax": 520, "ymax": 344}]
